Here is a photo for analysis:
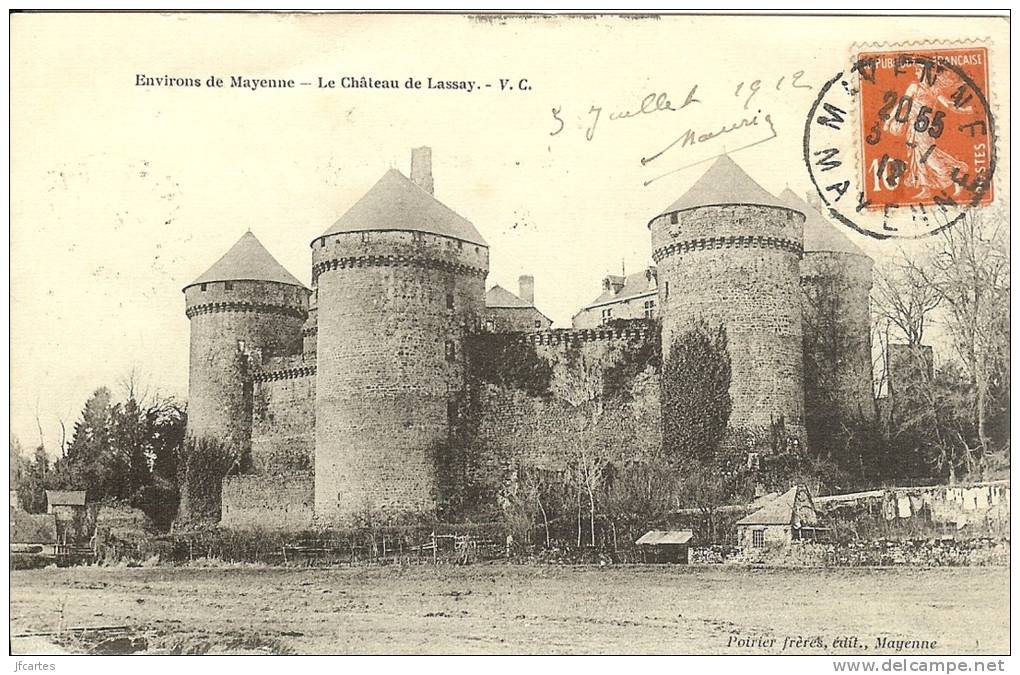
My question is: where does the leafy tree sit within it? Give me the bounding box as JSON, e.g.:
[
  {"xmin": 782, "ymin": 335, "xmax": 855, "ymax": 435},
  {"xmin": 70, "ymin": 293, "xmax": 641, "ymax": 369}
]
[
  {"xmin": 661, "ymin": 320, "xmax": 732, "ymax": 464},
  {"xmin": 15, "ymin": 444, "xmax": 52, "ymax": 513},
  {"xmin": 44, "ymin": 385, "xmax": 186, "ymax": 527},
  {"xmin": 60, "ymin": 387, "xmax": 117, "ymax": 496},
  {"xmin": 10, "ymin": 434, "xmax": 27, "ymax": 488},
  {"xmin": 130, "ymin": 398, "xmax": 186, "ymax": 528},
  {"xmin": 177, "ymin": 436, "xmax": 239, "ymax": 523},
  {"xmin": 112, "ymin": 396, "xmax": 149, "ymax": 499},
  {"xmin": 149, "ymin": 399, "xmax": 186, "ymax": 484},
  {"xmin": 464, "ymin": 334, "xmax": 553, "ymax": 398}
]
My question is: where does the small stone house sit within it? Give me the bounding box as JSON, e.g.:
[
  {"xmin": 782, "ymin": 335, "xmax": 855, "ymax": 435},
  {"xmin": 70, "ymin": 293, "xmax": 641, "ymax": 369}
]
[
  {"xmin": 735, "ymin": 485, "xmax": 826, "ymax": 549},
  {"xmin": 484, "ymin": 275, "xmax": 553, "ymax": 332}
]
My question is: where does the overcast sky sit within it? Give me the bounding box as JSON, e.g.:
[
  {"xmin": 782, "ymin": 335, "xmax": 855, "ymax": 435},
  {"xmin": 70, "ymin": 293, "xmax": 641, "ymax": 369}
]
[{"xmin": 10, "ymin": 13, "xmax": 1009, "ymax": 453}]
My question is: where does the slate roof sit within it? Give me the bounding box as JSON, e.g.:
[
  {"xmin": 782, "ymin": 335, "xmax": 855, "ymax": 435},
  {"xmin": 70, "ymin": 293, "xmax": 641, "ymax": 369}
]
[
  {"xmin": 735, "ymin": 486, "xmax": 821, "ymax": 528},
  {"xmin": 186, "ymin": 231, "xmax": 305, "ymax": 290},
  {"xmin": 321, "ymin": 169, "xmax": 487, "ymax": 246},
  {"xmin": 655, "ymin": 154, "xmax": 790, "ymax": 217},
  {"xmin": 579, "ymin": 268, "xmax": 658, "ymax": 310},
  {"xmin": 636, "ymin": 529, "xmax": 694, "ymax": 545},
  {"xmin": 45, "ymin": 490, "xmax": 86, "ymax": 507},
  {"xmin": 10, "ymin": 508, "xmax": 58, "ymax": 544},
  {"xmin": 779, "ymin": 188, "xmax": 869, "ymax": 257},
  {"xmin": 486, "ymin": 284, "xmax": 532, "ymax": 309}
]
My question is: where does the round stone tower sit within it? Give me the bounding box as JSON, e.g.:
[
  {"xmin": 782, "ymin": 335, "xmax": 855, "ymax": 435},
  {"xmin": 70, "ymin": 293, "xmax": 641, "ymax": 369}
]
[
  {"xmin": 184, "ymin": 231, "xmax": 309, "ymax": 459},
  {"xmin": 312, "ymin": 148, "xmax": 489, "ymax": 522},
  {"xmin": 649, "ymin": 155, "xmax": 807, "ymax": 442},
  {"xmin": 781, "ymin": 189, "xmax": 875, "ymax": 427}
]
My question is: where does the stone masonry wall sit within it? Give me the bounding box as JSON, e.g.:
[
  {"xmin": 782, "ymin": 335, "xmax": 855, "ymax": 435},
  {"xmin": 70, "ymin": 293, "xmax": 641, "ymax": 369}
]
[
  {"xmin": 474, "ymin": 370, "xmax": 661, "ymax": 474},
  {"xmin": 251, "ymin": 355, "xmax": 317, "ymax": 474},
  {"xmin": 220, "ymin": 472, "xmax": 314, "ymax": 530},
  {"xmin": 453, "ymin": 329, "xmax": 661, "ymax": 504},
  {"xmin": 312, "ymin": 229, "xmax": 488, "ymax": 522},
  {"xmin": 302, "ymin": 293, "xmax": 318, "ymax": 355},
  {"xmin": 650, "ymin": 204, "xmax": 806, "ymax": 441}
]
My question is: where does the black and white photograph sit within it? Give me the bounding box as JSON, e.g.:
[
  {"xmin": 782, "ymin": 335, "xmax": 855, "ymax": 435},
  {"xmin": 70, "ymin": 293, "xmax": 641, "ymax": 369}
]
[{"xmin": 7, "ymin": 10, "xmax": 1012, "ymax": 663}]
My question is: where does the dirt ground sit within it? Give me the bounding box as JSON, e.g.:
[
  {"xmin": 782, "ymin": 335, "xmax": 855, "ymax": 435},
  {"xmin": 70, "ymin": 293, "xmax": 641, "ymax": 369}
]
[{"xmin": 9, "ymin": 563, "xmax": 1009, "ymax": 655}]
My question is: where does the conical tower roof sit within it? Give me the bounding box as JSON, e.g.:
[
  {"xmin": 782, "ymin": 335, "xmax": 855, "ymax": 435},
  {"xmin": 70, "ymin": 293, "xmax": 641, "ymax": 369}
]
[
  {"xmin": 657, "ymin": 154, "xmax": 790, "ymax": 216},
  {"xmin": 185, "ymin": 231, "xmax": 306, "ymax": 290},
  {"xmin": 779, "ymin": 189, "xmax": 869, "ymax": 257},
  {"xmin": 320, "ymin": 169, "xmax": 487, "ymax": 246}
]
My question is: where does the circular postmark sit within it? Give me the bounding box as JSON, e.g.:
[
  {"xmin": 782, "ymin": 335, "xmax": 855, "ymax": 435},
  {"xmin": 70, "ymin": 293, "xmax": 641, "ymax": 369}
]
[{"xmin": 803, "ymin": 48, "xmax": 995, "ymax": 239}]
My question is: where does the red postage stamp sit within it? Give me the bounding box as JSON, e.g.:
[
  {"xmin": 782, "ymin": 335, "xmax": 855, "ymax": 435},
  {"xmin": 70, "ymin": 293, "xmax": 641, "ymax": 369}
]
[{"xmin": 856, "ymin": 47, "xmax": 993, "ymax": 209}]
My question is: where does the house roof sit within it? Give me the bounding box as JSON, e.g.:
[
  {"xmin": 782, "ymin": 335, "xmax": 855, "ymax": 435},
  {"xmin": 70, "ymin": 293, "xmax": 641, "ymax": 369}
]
[
  {"xmin": 10, "ymin": 508, "xmax": 58, "ymax": 544},
  {"xmin": 636, "ymin": 530, "xmax": 694, "ymax": 545},
  {"xmin": 579, "ymin": 267, "xmax": 658, "ymax": 311},
  {"xmin": 320, "ymin": 169, "xmax": 487, "ymax": 246},
  {"xmin": 486, "ymin": 284, "xmax": 532, "ymax": 308},
  {"xmin": 735, "ymin": 486, "xmax": 821, "ymax": 528},
  {"xmin": 654, "ymin": 154, "xmax": 790, "ymax": 218},
  {"xmin": 185, "ymin": 231, "xmax": 306, "ymax": 290},
  {"xmin": 45, "ymin": 490, "xmax": 86, "ymax": 507},
  {"xmin": 779, "ymin": 189, "xmax": 869, "ymax": 257}
]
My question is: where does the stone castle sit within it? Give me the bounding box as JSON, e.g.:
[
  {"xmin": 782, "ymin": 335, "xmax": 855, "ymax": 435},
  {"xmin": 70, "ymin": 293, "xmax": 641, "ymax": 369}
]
[{"xmin": 182, "ymin": 148, "xmax": 874, "ymax": 529}]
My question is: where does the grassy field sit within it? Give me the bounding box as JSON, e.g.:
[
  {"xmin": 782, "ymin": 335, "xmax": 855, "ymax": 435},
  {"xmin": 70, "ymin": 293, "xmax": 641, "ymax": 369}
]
[{"xmin": 9, "ymin": 563, "xmax": 1009, "ymax": 655}]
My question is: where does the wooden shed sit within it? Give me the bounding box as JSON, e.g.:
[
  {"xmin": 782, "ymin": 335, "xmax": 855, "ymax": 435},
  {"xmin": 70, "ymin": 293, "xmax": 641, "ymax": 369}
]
[
  {"xmin": 45, "ymin": 490, "xmax": 88, "ymax": 544},
  {"xmin": 635, "ymin": 529, "xmax": 694, "ymax": 563},
  {"xmin": 735, "ymin": 485, "xmax": 827, "ymax": 550},
  {"xmin": 46, "ymin": 489, "xmax": 87, "ymax": 514}
]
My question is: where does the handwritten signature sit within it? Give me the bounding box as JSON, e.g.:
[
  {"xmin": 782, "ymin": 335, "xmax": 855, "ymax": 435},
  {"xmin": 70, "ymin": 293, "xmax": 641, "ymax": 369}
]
[
  {"xmin": 546, "ymin": 70, "xmax": 810, "ymax": 186},
  {"xmin": 641, "ymin": 111, "xmax": 779, "ymax": 186}
]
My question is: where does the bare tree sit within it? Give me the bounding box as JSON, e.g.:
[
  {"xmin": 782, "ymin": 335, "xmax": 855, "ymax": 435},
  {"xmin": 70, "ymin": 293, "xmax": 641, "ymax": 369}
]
[
  {"xmin": 557, "ymin": 348, "xmax": 605, "ymax": 407},
  {"xmin": 118, "ymin": 367, "xmax": 152, "ymax": 407},
  {"xmin": 872, "ymin": 256, "xmax": 942, "ymax": 346},
  {"xmin": 907, "ymin": 210, "xmax": 1010, "ymax": 466},
  {"xmin": 564, "ymin": 408, "xmax": 610, "ymax": 547},
  {"xmin": 556, "ymin": 347, "xmax": 614, "ymax": 548},
  {"xmin": 500, "ymin": 464, "xmax": 554, "ymax": 549}
]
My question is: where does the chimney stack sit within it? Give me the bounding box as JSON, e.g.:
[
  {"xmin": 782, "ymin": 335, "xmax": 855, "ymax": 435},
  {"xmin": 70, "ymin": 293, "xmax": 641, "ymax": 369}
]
[
  {"xmin": 518, "ymin": 275, "xmax": 535, "ymax": 306},
  {"xmin": 410, "ymin": 146, "xmax": 434, "ymax": 194}
]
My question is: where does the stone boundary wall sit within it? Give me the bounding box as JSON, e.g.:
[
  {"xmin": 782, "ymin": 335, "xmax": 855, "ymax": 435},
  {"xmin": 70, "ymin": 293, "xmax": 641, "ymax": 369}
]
[{"xmin": 251, "ymin": 362, "xmax": 316, "ymax": 475}]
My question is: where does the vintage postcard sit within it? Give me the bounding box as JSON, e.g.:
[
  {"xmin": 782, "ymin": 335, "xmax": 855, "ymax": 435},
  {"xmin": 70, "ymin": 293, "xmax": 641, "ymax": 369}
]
[{"xmin": 7, "ymin": 10, "xmax": 1011, "ymax": 663}]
